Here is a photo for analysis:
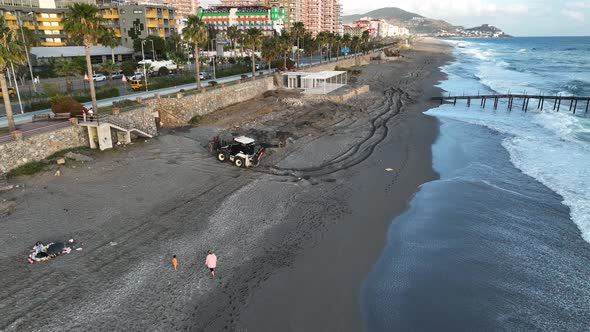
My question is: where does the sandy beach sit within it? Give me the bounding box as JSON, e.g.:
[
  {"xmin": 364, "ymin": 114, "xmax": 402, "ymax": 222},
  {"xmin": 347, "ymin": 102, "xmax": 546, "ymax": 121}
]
[{"xmin": 0, "ymin": 39, "xmax": 452, "ymax": 331}]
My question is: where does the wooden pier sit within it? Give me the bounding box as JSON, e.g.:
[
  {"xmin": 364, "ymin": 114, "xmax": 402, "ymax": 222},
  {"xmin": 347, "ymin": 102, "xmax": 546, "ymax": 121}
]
[{"xmin": 432, "ymin": 94, "xmax": 590, "ymax": 114}]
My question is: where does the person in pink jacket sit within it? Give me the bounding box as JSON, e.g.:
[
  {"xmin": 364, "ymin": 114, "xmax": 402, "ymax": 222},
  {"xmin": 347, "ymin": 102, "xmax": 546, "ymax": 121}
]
[{"xmin": 205, "ymin": 250, "xmax": 217, "ymax": 278}]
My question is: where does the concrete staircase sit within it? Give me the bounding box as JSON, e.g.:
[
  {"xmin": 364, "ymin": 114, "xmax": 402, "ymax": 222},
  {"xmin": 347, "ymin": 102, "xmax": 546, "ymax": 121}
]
[{"xmin": 79, "ymin": 115, "xmax": 152, "ymax": 151}]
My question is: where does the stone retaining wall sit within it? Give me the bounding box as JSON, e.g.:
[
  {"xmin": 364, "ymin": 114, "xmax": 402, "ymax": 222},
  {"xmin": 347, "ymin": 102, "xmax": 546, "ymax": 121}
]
[
  {"xmin": 0, "ymin": 125, "xmax": 88, "ymax": 173},
  {"xmin": 145, "ymin": 77, "xmax": 275, "ymax": 127},
  {"xmin": 305, "ymin": 53, "xmax": 374, "ymax": 73},
  {"xmin": 112, "ymin": 106, "xmax": 158, "ymax": 137}
]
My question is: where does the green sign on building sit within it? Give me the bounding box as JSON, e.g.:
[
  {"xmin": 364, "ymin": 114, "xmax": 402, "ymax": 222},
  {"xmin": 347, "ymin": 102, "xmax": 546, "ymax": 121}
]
[
  {"xmin": 280, "ymin": 7, "xmax": 286, "ymax": 20},
  {"xmin": 270, "ymin": 6, "xmax": 279, "ymax": 21},
  {"xmin": 197, "ymin": 7, "xmax": 203, "ymax": 17}
]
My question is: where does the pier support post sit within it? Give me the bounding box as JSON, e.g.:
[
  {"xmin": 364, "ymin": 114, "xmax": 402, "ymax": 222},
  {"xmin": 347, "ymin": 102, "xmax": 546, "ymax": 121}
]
[
  {"xmin": 483, "ymin": 98, "xmax": 487, "ymax": 109},
  {"xmin": 525, "ymin": 98, "xmax": 530, "ymax": 112},
  {"xmin": 573, "ymin": 100, "xmax": 578, "ymax": 114},
  {"xmin": 467, "ymin": 97, "xmax": 471, "ymax": 107},
  {"xmin": 537, "ymin": 98, "xmax": 542, "ymax": 109},
  {"xmin": 541, "ymin": 98, "xmax": 544, "ymax": 110},
  {"xmin": 553, "ymin": 98, "xmax": 558, "ymax": 110},
  {"xmin": 557, "ymin": 98, "xmax": 561, "ymax": 112},
  {"xmin": 569, "ymin": 99, "xmax": 574, "ymax": 112},
  {"xmin": 508, "ymin": 97, "xmax": 513, "ymax": 111},
  {"xmin": 586, "ymin": 100, "xmax": 589, "ymax": 114},
  {"xmin": 454, "ymin": 97, "xmax": 457, "ymax": 105}
]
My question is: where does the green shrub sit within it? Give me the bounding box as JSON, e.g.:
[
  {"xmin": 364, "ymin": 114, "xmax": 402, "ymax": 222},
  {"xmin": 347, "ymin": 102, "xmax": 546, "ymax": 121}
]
[
  {"xmin": 189, "ymin": 114, "xmax": 202, "ymax": 125},
  {"xmin": 24, "ymin": 100, "xmax": 51, "ymax": 113},
  {"xmin": 50, "ymin": 95, "xmax": 82, "ymax": 116},
  {"xmin": 158, "ymin": 67, "xmax": 169, "ymax": 76},
  {"xmin": 241, "ymin": 74, "xmax": 248, "ymax": 79},
  {"xmin": 6, "ymin": 161, "xmax": 46, "ymax": 178}
]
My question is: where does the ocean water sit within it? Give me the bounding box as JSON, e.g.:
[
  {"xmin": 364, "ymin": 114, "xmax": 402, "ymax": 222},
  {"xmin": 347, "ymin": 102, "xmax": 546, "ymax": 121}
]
[{"xmin": 361, "ymin": 37, "xmax": 590, "ymax": 330}]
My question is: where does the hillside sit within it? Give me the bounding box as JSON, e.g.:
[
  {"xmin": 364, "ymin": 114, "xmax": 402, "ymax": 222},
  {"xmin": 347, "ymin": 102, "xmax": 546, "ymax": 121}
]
[{"xmin": 342, "ymin": 7, "xmax": 462, "ymax": 35}]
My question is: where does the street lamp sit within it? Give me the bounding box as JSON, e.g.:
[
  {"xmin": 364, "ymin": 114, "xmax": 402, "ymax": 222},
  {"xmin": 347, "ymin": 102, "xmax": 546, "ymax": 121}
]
[
  {"xmin": 17, "ymin": 11, "xmax": 36, "ymax": 93},
  {"xmin": 141, "ymin": 40, "xmax": 148, "ymax": 91},
  {"xmin": 150, "ymin": 40, "xmax": 155, "ymax": 61}
]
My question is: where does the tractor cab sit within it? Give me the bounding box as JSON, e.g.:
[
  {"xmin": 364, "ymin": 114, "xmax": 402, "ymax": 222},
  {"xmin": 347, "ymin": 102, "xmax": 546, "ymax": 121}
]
[{"xmin": 209, "ymin": 135, "xmax": 265, "ymax": 168}]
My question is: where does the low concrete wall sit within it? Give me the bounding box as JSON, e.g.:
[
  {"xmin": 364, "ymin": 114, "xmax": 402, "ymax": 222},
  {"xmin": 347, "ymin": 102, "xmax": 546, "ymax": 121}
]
[
  {"xmin": 305, "ymin": 53, "xmax": 374, "ymax": 73},
  {"xmin": 0, "ymin": 125, "xmax": 88, "ymax": 173},
  {"xmin": 145, "ymin": 77, "xmax": 275, "ymax": 127},
  {"xmin": 303, "ymin": 85, "xmax": 370, "ymax": 103}
]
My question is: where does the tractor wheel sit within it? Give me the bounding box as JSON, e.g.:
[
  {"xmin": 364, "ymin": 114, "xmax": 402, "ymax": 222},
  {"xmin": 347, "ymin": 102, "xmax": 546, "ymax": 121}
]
[
  {"xmin": 217, "ymin": 152, "xmax": 227, "ymax": 162},
  {"xmin": 234, "ymin": 157, "xmax": 245, "ymax": 168}
]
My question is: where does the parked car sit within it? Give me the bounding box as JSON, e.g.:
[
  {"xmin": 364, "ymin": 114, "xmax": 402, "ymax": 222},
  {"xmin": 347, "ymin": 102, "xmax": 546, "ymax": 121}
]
[
  {"xmin": 0, "ymin": 87, "xmax": 16, "ymax": 98},
  {"xmin": 93, "ymin": 74, "xmax": 107, "ymax": 82},
  {"xmin": 255, "ymin": 63, "xmax": 262, "ymax": 70},
  {"xmin": 199, "ymin": 71, "xmax": 212, "ymax": 80},
  {"xmin": 111, "ymin": 71, "xmax": 123, "ymax": 79},
  {"xmin": 130, "ymin": 72, "xmax": 144, "ymax": 80}
]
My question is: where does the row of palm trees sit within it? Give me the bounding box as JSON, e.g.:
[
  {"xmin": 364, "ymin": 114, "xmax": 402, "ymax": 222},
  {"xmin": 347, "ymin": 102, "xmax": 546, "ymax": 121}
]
[{"xmin": 1, "ymin": 2, "xmax": 375, "ymax": 133}]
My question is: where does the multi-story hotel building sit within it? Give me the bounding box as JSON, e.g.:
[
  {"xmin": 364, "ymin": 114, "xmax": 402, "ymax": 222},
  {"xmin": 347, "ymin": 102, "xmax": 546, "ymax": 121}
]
[
  {"xmin": 198, "ymin": 5, "xmax": 285, "ymax": 35},
  {"xmin": 0, "ymin": 0, "xmax": 179, "ymax": 48},
  {"xmin": 217, "ymin": 0, "xmax": 341, "ymax": 35},
  {"xmin": 163, "ymin": 0, "xmax": 196, "ymax": 18},
  {"xmin": 0, "ymin": 0, "xmax": 96, "ymax": 46}
]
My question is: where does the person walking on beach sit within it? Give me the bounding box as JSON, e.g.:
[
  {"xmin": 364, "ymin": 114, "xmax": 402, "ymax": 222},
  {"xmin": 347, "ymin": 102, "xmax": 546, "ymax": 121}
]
[
  {"xmin": 205, "ymin": 250, "xmax": 217, "ymax": 278},
  {"xmin": 172, "ymin": 255, "xmax": 178, "ymax": 271}
]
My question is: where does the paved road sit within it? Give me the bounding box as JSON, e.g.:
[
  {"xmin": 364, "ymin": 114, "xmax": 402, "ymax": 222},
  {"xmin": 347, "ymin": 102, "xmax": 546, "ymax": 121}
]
[{"xmin": 0, "ymin": 52, "xmax": 370, "ymax": 129}]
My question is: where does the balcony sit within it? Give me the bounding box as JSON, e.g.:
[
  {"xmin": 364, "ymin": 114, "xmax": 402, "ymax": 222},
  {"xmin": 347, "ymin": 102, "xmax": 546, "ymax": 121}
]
[
  {"xmin": 37, "ymin": 16, "xmax": 62, "ymax": 22},
  {"xmin": 147, "ymin": 20, "xmax": 158, "ymax": 28},
  {"xmin": 38, "ymin": 24, "xmax": 63, "ymax": 30},
  {"xmin": 41, "ymin": 41, "xmax": 66, "ymax": 46},
  {"xmin": 146, "ymin": 10, "xmax": 157, "ymax": 18}
]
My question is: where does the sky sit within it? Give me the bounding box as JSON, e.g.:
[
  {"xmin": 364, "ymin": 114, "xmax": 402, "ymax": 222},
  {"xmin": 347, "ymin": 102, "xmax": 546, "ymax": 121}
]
[
  {"xmin": 340, "ymin": 0, "xmax": 590, "ymax": 36},
  {"xmin": 200, "ymin": 0, "xmax": 590, "ymax": 36}
]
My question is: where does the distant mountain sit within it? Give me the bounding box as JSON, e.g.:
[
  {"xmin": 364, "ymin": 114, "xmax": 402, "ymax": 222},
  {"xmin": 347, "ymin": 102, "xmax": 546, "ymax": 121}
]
[
  {"xmin": 342, "ymin": 7, "xmax": 422, "ymax": 23},
  {"xmin": 342, "ymin": 7, "xmax": 463, "ymax": 35},
  {"xmin": 465, "ymin": 24, "xmax": 502, "ymax": 33}
]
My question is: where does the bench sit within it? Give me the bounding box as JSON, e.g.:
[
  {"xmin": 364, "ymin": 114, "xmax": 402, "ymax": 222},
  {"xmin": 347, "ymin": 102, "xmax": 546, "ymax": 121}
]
[
  {"xmin": 32, "ymin": 114, "xmax": 50, "ymax": 122},
  {"xmin": 52, "ymin": 113, "xmax": 71, "ymax": 120}
]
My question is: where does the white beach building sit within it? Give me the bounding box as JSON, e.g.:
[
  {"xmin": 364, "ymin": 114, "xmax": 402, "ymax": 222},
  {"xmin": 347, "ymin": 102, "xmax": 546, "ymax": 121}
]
[{"xmin": 283, "ymin": 71, "xmax": 348, "ymax": 94}]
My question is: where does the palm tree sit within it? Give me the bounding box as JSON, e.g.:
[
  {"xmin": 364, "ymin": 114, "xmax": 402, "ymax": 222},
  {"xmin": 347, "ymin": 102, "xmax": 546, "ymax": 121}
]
[
  {"xmin": 182, "ymin": 15, "xmax": 208, "ymax": 89},
  {"xmin": 54, "ymin": 59, "xmax": 82, "ymax": 92},
  {"xmin": 227, "ymin": 25, "xmax": 240, "ymax": 57},
  {"xmin": 326, "ymin": 32, "xmax": 336, "ymax": 61},
  {"xmin": 361, "ymin": 30, "xmax": 370, "ymax": 54},
  {"xmin": 261, "ymin": 36, "xmax": 280, "ymax": 73},
  {"xmin": 0, "ymin": 17, "xmax": 26, "ymax": 132},
  {"xmin": 244, "ymin": 28, "xmax": 263, "ymax": 81},
  {"xmin": 99, "ymin": 60, "xmax": 119, "ymax": 85},
  {"xmin": 62, "ymin": 3, "xmax": 105, "ymax": 113},
  {"xmin": 342, "ymin": 33, "xmax": 351, "ymax": 56},
  {"xmin": 279, "ymin": 31, "xmax": 292, "ymax": 71},
  {"xmin": 316, "ymin": 31, "xmax": 329, "ymax": 64},
  {"xmin": 100, "ymin": 29, "xmax": 119, "ymax": 63},
  {"xmin": 334, "ymin": 35, "xmax": 342, "ymax": 61},
  {"xmin": 168, "ymin": 31, "xmax": 182, "ymax": 53},
  {"xmin": 351, "ymin": 36, "xmax": 361, "ymax": 57},
  {"xmin": 291, "ymin": 22, "xmax": 305, "ymax": 68}
]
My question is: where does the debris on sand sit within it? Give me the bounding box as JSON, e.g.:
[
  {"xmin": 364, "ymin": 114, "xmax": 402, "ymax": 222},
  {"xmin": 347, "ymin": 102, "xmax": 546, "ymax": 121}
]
[
  {"xmin": 54, "ymin": 170, "xmax": 61, "ymax": 177},
  {"xmin": 385, "ymin": 168, "xmax": 394, "ymax": 172},
  {"xmin": 281, "ymin": 98, "xmax": 304, "ymax": 107},
  {"xmin": 64, "ymin": 152, "xmax": 94, "ymax": 162},
  {"xmin": 56, "ymin": 158, "xmax": 66, "ymax": 165},
  {"xmin": 0, "ymin": 184, "xmax": 14, "ymax": 192}
]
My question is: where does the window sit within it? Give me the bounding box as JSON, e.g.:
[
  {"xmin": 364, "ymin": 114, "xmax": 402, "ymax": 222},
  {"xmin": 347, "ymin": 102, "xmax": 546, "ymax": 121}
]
[
  {"xmin": 41, "ymin": 13, "xmax": 49, "ymax": 18},
  {"xmin": 133, "ymin": 10, "xmax": 143, "ymax": 14},
  {"xmin": 42, "ymin": 21, "xmax": 51, "ymax": 26},
  {"xmin": 51, "ymin": 21, "xmax": 59, "ymax": 26},
  {"xmin": 49, "ymin": 13, "xmax": 57, "ymax": 18}
]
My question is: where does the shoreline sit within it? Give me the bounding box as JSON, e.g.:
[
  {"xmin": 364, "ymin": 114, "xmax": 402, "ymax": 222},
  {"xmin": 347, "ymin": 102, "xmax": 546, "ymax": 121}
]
[
  {"xmin": 237, "ymin": 39, "xmax": 454, "ymax": 331},
  {"xmin": 0, "ymin": 39, "xmax": 454, "ymax": 331}
]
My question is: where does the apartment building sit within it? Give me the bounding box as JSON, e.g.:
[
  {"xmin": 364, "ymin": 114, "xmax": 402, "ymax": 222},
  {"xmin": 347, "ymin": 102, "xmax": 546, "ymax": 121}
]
[
  {"xmin": 198, "ymin": 5, "xmax": 284, "ymax": 35},
  {"xmin": 263, "ymin": 0, "xmax": 300, "ymax": 31},
  {"xmin": 99, "ymin": 3, "xmax": 180, "ymax": 48},
  {"xmin": 0, "ymin": 0, "xmax": 95, "ymax": 46},
  {"xmin": 163, "ymin": 0, "xmax": 196, "ymax": 18}
]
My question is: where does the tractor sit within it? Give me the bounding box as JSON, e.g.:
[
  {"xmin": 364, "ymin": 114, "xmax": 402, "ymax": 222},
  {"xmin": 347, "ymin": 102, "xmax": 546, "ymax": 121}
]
[{"xmin": 208, "ymin": 135, "xmax": 265, "ymax": 168}]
